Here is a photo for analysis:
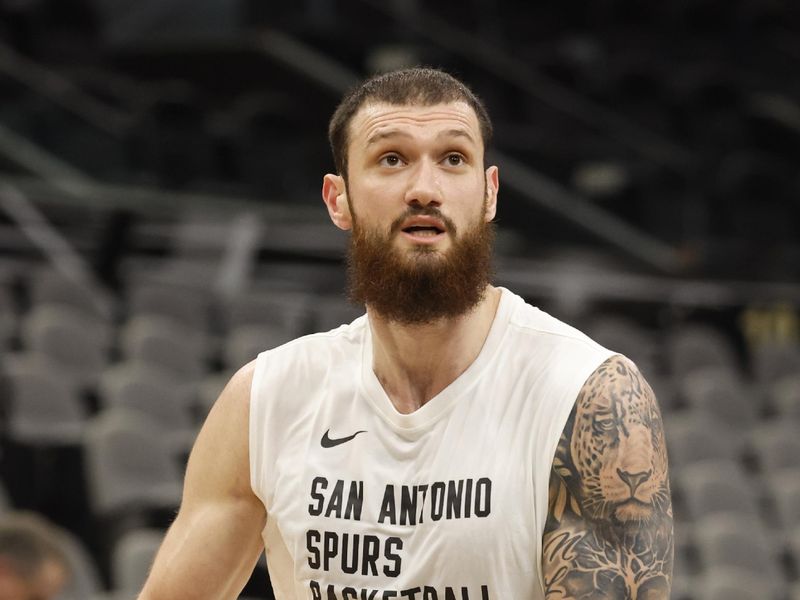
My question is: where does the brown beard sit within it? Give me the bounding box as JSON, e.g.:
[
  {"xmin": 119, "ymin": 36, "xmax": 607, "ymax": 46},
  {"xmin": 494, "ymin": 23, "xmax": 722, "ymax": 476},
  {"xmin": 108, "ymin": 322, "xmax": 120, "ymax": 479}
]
[{"xmin": 347, "ymin": 203, "xmax": 495, "ymax": 325}]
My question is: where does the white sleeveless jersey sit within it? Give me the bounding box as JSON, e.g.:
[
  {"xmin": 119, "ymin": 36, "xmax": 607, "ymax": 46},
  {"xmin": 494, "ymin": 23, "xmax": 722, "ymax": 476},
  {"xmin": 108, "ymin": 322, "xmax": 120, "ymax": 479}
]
[{"xmin": 250, "ymin": 288, "xmax": 615, "ymax": 600}]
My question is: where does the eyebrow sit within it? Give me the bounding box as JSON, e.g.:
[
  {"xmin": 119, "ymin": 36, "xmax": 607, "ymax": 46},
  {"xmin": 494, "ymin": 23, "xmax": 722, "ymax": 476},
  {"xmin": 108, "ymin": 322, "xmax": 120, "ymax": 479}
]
[
  {"xmin": 365, "ymin": 128, "xmax": 476, "ymax": 146},
  {"xmin": 437, "ymin": 128, "xmax": 476, "ymax": 144},
  {"xmin": 365, "ymin": 129, "xmax": 412, "ymax": 146}
]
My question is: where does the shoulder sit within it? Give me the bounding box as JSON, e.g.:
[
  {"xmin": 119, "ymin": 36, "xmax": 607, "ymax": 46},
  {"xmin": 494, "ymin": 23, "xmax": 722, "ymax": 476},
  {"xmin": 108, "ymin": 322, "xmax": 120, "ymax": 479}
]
[
  {"xmin": 183, "ymin": 359, "xmax": 261, "ymax": 505},
  {"xmin": 555, "ymin": 354, "xmax": 671, "ymax": 528},
  {"xmin": 542, "ymin": 354, "xmax": 674, "ymax": 598},
  {"xmin": 576, "ymin": 355, "xmax": 660, "ymax": 427},
  {"xmin": 225, "ymin": 359, "xmax": 258, "ymax": 398},
  {"xmin": 246, "ymin": 315, "xmax": 367, "ymax": 380},
  {"xmin": 497, "ymin": 295, "xmax": 614, "ymax": 394},
  {"xmin": 204, "ymin": 359, "xmax": 258, "ymax": 438},
  {"xmin": 505, "ymin": 294, "xmax": 610, "ymax": 357},
  {"xmin": 260, "ymin": 315, "xmax": 368, "ymax": 363},
  {"xmin": 245, "ymin": 317, "xmax": 368, "ymax": 417}
]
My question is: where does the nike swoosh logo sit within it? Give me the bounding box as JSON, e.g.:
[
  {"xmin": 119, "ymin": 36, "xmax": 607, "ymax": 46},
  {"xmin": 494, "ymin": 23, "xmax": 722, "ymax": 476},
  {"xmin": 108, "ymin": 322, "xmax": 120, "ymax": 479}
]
[{"xmin": 321, "ymin": 429, "xmax": 367, "ymax": 448}]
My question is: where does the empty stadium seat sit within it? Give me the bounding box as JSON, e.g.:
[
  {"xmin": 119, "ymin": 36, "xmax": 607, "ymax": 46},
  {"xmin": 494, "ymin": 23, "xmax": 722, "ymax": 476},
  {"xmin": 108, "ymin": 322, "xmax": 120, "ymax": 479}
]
[
  {"xmin": 771, "ymin": 374, "xmax": 800, "ymax": 419},
  {"xmin": 664, "ymin": 411, "xmax": 741, "ymax": 468},
  {"xmin": 678, "ymin": 460, "xmax": 760, "ymax": 520},
  {"xmin": 128, "ymin": 283, "xmax": 211, "ymax": 332},
  {"xmin": 750, "ymin": 342, "xmax": 800, "ymax": 384},
  {"xmin": 698, "ymin": 565, "xmax": 783, "ymax": 600},
  {"xmin": 748, "ymin": 421, "xmax": 800, "ymax": 473},
  {"xmin": 98, "ymin": 362, "xmax": 198, "ymax": 452},
  {"xmin": 84, "ymin": 409, "xmax": 183, "ymax": 519},
  {"xmin": 680, "ymin": 366, "xmax": 759, "ymax": 430},
  {"xmin": 20, "ymin": 305, "xmax": 114, "ymax": 388},
  {"xmin": 2, "ymin": 354, "xmax": 87, "ymax": 445},
  {"xmin": 120, "ymin": 315, "xmax": 209, "ymax": 380},
  {"xmin": 768, "ymin": 473, "xmax": 800, "ymax": 531},
  {"xmin": 695, "ymin": 513, "xmax": 781, "ymax": 580},
  {"xmin": 222, "ymin": 290, "xmax": 311, "ymax": 336},
  {"xmin": 672, "ymin": 522, "xmax": 697, "ymax": 585},
  {"xmin": 667, "ymin": 325, "xmax": 740, "ymax": 379},
  {"xmin": 28, "ymin": 268, "xmax": 116, "ymax": 322}
]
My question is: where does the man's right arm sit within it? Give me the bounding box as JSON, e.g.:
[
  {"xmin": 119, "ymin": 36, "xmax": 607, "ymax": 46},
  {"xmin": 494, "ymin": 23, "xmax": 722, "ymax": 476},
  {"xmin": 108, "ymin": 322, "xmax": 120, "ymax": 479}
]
[{"xmin": 138, "ymin": 360, "xmax": 267, "ymax": 600}]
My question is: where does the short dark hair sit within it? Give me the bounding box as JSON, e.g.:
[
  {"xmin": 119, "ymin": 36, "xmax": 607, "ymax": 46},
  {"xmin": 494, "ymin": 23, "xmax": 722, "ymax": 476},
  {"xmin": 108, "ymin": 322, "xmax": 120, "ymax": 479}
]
[
  {"xmin": 328, "ymin": 67, "xmax": 493, "ymax": 178},
  {"xmin": 0, "ymin": 512, "xmax": 68, "ymax": 580}
]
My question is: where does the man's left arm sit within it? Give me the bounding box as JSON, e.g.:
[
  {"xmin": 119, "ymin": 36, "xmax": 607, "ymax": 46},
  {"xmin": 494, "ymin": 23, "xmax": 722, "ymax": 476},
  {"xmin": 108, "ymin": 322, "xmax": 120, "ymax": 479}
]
[{"xmin": 542, "ymin": 355, "xmax": 674, "ymax": 599}]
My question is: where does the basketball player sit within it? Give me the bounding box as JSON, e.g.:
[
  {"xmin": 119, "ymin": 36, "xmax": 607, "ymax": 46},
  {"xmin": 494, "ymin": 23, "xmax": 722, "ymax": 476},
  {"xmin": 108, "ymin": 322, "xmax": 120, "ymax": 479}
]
[
  {"xmin": 138, "ymin": 68, "xmax": 673, "ymax": 599},
  {"xmin": 0, "ymin": 512, "xmax": 69, "ymax": 600}
]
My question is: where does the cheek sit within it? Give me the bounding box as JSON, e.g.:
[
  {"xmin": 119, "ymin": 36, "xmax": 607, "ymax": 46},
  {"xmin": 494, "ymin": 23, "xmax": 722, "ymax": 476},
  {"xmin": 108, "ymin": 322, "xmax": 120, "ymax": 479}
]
[{"xmin": 348, "ymin": 195, "xmax": 394, "ymax": 232}]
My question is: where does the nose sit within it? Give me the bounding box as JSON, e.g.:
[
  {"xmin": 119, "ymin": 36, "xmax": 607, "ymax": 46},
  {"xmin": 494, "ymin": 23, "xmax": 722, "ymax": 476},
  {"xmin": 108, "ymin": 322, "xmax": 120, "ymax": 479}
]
[
  {"xmin": 616, "ymin": 468, "xmax": 652, "ymax": 495},
  {"xmin": 404, "ymin": 159, "xmax": 442, "ymax": 207}
]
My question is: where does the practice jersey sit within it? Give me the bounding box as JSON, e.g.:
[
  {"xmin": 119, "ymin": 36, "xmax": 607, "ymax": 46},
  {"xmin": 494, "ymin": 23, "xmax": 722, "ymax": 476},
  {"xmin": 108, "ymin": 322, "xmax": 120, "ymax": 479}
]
[{"xmin": 249, "ymin": 288, "xmax": 615, "ymax": 600}]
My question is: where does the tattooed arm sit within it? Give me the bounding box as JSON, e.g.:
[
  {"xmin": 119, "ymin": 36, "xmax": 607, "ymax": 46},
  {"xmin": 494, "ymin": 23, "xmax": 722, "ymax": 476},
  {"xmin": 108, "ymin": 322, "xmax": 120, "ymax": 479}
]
[{"xmin": 542, "ymin": 355, "xmax": 673, "ymax": 599}]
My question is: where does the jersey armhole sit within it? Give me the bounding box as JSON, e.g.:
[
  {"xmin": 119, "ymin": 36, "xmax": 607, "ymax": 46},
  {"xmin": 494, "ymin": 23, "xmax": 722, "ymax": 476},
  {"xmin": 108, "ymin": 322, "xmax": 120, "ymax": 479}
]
[{"xmin": 249, "ymin": 351, "xmax": 269, "ymax": 508}]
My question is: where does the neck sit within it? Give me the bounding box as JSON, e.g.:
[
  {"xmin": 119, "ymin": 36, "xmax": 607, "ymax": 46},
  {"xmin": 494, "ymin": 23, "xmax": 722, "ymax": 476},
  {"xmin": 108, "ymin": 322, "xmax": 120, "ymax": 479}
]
[{"xmin": 368, "ymin": 285, "xmax": 502, "ymax": 414}]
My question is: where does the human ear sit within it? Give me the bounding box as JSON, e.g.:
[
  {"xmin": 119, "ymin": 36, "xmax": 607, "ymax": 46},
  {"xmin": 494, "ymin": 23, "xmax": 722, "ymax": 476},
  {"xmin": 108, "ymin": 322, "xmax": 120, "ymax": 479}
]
[
  {"xmin": 484, "ymin": 166, "xmax": 499, "ymax": 222},
  {"xmin": 322, "ymin": 174, "xmax": 352, "ymax": 231}
]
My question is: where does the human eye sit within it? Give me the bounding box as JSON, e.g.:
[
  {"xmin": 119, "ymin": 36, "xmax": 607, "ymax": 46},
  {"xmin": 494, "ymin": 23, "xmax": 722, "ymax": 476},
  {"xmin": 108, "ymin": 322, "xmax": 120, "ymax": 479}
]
[
  {"xmin": 443, "ymin": 153, "xmax": 466, "ymax": 167},
  {"xmin": 379, "ymin": 153, "xmax": 404, "ymax": 167}
]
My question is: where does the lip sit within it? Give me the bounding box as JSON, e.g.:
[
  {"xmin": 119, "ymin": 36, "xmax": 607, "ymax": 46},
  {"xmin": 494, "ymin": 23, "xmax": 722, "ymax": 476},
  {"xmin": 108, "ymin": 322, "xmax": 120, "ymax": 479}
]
[
  {"xmin": 400, "ymin": 230, "xmax": 446, "ymax": 245},
  {"xmin": 400, "ymin": 215, "xmax": 447, "ymax": 232},
  {"xmin": 398, "ymin": 215, "xmax": 447, "ymax": 244}
]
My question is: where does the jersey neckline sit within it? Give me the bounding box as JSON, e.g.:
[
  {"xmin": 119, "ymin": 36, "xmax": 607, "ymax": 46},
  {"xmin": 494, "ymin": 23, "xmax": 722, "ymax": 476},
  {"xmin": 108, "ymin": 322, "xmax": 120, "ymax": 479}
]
[{"xmin": 359, "ymin": 287, "xmax": 519, "ymax": 432}]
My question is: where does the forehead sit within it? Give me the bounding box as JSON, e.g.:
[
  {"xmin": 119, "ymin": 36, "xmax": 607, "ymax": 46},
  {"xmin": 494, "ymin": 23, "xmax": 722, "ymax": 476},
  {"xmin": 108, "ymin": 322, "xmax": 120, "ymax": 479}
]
[{"xmin": 348, "ymin": 101, "xmax": 482, "ymax": 150}]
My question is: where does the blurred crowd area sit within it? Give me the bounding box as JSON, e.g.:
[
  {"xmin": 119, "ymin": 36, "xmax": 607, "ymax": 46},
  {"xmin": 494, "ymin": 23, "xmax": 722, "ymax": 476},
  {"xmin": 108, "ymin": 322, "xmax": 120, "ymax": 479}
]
[{"xmin": 0, "ymin": 1, "xmax": 799, "ymax": 599}]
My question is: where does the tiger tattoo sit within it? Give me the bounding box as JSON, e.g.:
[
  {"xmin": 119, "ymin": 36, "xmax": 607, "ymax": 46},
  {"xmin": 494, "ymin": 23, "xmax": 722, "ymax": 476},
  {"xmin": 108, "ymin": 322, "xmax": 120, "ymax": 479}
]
[{"xmin": 543, "ymin": 355, "xmax": 673, "ymax": 599}]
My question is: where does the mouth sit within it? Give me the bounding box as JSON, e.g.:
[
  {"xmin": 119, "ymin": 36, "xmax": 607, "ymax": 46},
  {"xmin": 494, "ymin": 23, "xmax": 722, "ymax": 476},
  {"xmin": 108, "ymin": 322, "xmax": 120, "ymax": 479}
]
[
  {"xmin": 400, "ymin": 226, "xmax": 446, "ymax": 245},
  {"xmin": 398, "ymin": 216, "xmax": 448, "ymax": 244},
  {"xmin": 402, "ymin": 225, "xmax": 445, "ymax": 237}
]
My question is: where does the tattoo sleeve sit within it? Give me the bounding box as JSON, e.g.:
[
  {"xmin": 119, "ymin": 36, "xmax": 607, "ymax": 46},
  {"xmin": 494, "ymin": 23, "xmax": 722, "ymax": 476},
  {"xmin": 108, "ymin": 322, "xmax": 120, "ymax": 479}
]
[{"xmin": 542, "ymin": 355, "xmax": 674, "ymax": 599}]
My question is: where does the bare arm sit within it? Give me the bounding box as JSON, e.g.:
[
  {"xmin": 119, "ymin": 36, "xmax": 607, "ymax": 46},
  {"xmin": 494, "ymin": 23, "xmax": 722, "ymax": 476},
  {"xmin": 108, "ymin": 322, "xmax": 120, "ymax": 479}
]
[
  {"xmin": 138, "ymin": 361, "xmax": 267, "ymax": 600},
  {"xmin": 542, "ymin": 355, "xmax": 673, "ymax": 599}
]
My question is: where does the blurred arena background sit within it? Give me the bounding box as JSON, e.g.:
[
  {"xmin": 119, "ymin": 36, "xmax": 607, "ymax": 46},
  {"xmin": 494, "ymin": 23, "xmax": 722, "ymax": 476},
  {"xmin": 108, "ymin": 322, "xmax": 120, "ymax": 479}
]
[{"xmin": 0, "ymin": 1, "xmax": 799, "ymax": 598}]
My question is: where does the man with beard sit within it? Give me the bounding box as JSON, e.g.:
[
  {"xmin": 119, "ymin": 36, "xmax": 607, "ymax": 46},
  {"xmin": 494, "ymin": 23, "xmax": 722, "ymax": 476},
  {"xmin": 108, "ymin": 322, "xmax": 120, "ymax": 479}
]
[{"xmin": 139, "ymin": 68, "xmax": 672, "ymax": 599}]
